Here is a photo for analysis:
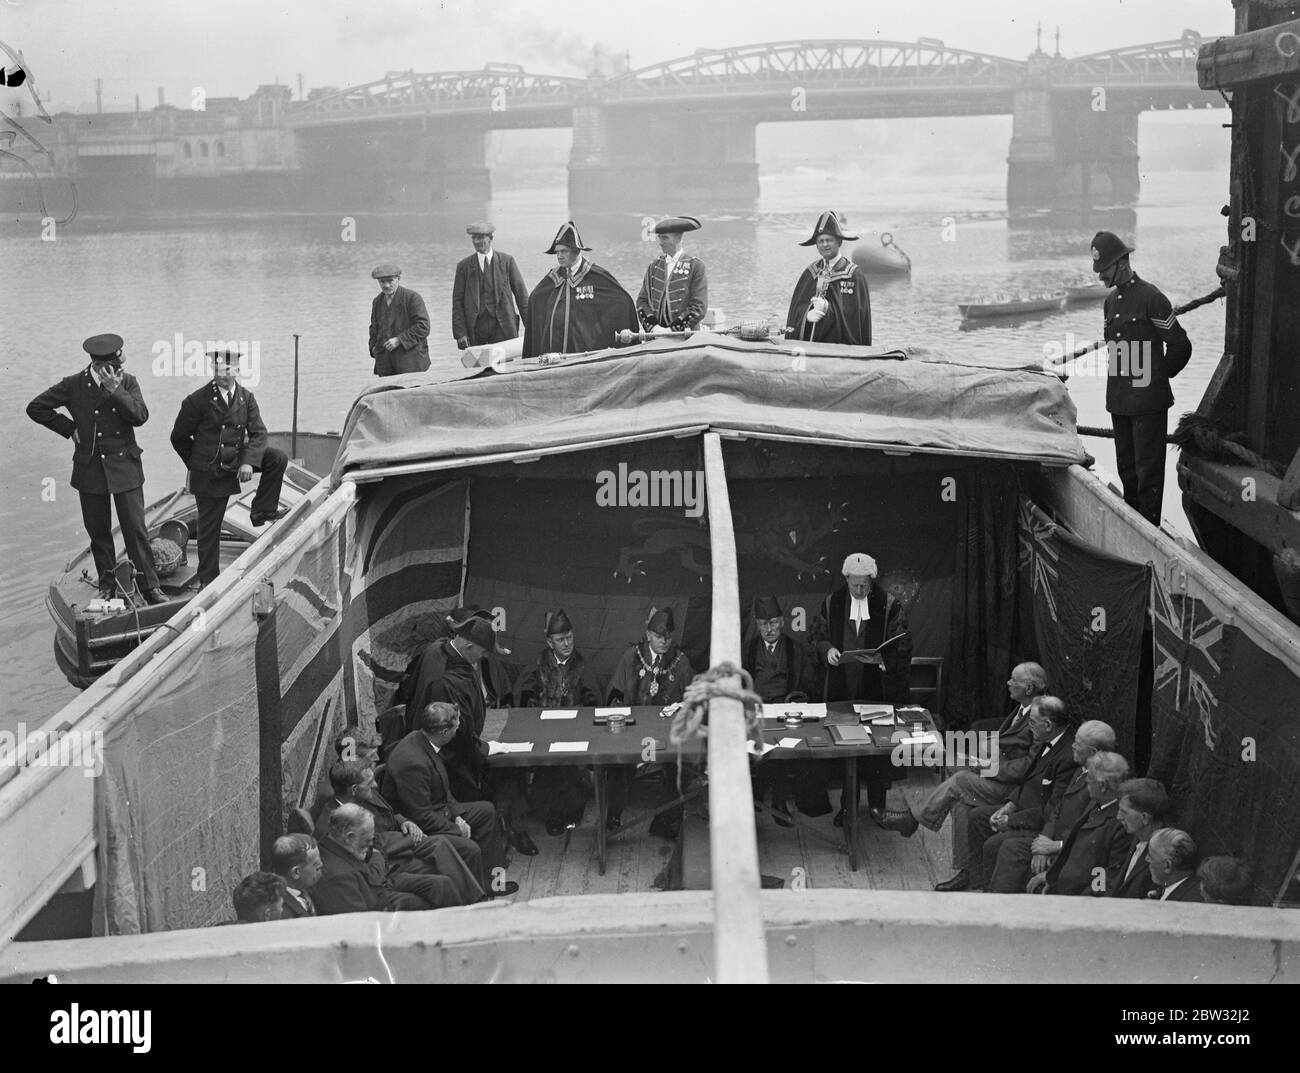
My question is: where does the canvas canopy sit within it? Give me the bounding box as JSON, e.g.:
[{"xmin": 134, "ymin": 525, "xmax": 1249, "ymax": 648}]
[{"xmin": 331, "ymin": 340, "xmax": 1088, "ymax": 484}]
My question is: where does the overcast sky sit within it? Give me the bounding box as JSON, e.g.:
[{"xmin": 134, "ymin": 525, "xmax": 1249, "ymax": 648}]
[{"xmin": 5, "ymin": 0, "xmax": 1234, "ymax": 111}]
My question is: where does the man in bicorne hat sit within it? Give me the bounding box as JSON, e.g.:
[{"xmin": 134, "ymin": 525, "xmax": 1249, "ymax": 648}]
[
  {"xmin": 785, "ymin": 210, "xmax": 873, "ymax": 345},
  {"xmin": 636, "ymin": 215, "xmax": 708, "ymax": 331},
  {"xmin": 170, "ymin": 349, "xmax": 289, "ymax": 589},
  {"xmin": 451, "ymin": 222, "xmax": 529, "ymax": 350},
  {"xmin": 521, "ymin": 221, "xmax": 638, "ymax": 358},
  {"xmin": 399, "ymin": 609, "xmax": 538, "ymax": 856},
  {"xmin": 605, "ymin": 605, "xmax": 695, "ymax": 835},
  {"xmin": 27, "ymin": 333, "xmax": 168, "ymax": 604},
  {"xmin": 515, "ymin": 609, "xmax": 600, "ymax": 835},
  {"xmin": 810, "ymin": 552, "xmax": 912, "ymax": 826},
  {"xmin": 368, "ymin": 263, "xmax": 431, "ymax": 376},
  {"xmin": 1091, "ymin": 231, "xmax": 1192, "ymax": 526},
  {"xmin": 743, "ymin": 596, "xmax": 819, "ymax": 826}
]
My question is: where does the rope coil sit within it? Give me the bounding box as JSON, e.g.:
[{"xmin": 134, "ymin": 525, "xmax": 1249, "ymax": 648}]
[{"xmin": 669, "ymin": 661, "xmax": 763, "ymax": 746}]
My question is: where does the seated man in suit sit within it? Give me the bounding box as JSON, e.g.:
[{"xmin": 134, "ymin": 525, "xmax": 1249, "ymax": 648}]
[
  {"xmin": 1111, "ymin": 778, "xmax": 1172, "ymax": 899},
  {"xmin": 982, "ymin": 719, "xmax": 1116, "ymax": 894},
  {"xmin": 1146, "ymin": 828, "xmax": 1204, "ymax": 902},
  {"xmin": 742, "ymin": 595, "xmax": 819, "ymax": 826},
  {"xmin": 1198, "ymin": 856, "xmax": 1253, "ymax": 905},
  {"xmin": 231, "ymin": 871, "xmax": 285, "ymax": 923},
  {"xmin": 314, "ymin": 804, "xmax": 472, "ymax": 914},
  {"xmin": 968, "ymin": 662, "xmax": 1049, "ymax": 734},
  {"xmin": 319, "ymin": 759, "xmax": 489, "ymax": 902},
  {"xmin": 811, "ymin": 553, "xmax": 912, "ymax": 826},
  {"xmin": 952, "ymin": 696, "xmax": 1077, "ymax": 891},
  {"xmin": 1028, "ymin": 750, "xmax": 1131, "ymax": 896},
  {"xmin": 382, "ymin": 702, "xmax": 516, "ymax": 894},
  {"xmin": 270, "ymin": 834, "xmax": 322, "ymax": 918},
  {"xmin": 514, "ymin": 608, "xmax": 599, "ymax": 836}
]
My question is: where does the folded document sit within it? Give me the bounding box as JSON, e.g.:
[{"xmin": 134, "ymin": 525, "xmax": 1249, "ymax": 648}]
[{"xmin": 487, "ymin": 741, "xmax": 534, "ymax": 755}]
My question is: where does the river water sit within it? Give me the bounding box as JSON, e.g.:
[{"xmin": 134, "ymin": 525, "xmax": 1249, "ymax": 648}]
[{"xmin": 0, "ymin": 144, "xmax": 1231, "ymax": 730}]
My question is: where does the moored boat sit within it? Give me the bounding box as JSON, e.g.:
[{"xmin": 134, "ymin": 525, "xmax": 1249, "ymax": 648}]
[
  {"xmin": 1063, "ymin": 281, "xmax": 1115, "ymax": 302},
  {"xmin": 957, "ymin": 290, "xmax": 1066, "ymax": 319}
]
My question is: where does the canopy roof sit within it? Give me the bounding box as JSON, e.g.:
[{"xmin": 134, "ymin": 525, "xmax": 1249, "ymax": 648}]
[{"xmin": 330, "ymin": 337, "xmax": 1087, "ymax": 484}]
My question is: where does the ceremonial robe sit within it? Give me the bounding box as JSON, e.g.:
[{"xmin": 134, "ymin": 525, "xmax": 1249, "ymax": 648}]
[
  {"xmin": 522, "ymin": 259, "xmax": 638, "ymax": 357},
  {"xmin": 784, "ymin": 255, "xmax": 872, "ymax": 345}
]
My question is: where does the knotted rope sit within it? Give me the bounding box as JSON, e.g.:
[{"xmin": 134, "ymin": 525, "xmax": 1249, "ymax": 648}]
[{"xmin": 666, "ymin": 661, "xmax": 764, "ymax": 793}]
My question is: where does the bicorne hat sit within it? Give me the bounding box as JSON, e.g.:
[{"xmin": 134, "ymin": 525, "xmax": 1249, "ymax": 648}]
[
  {"xmin": 447, "ymin": 606, "xmax": 510, "ymax": 655},
  {"xmin": 752, "ymin": 595, "xmax": 784, "ymax": 621},
  {"xmin": 453, "ymin": 616, "xmax": 500, "ymax": 654},
  {"xmin": 645, "ymin": 606, "xmax": 676, "ymax": 636},
  {"xmin": 798, "ymin": 210, "xmax": 858, "ymax": 247},
  {"xmin": 545, "ymin": 221, "xmax": 591, "ymax": 254},
  {"xmin": 1090, "ymin": 231, "xmax": 1134, "ymax": 271},
  {"xmin": 545, "ymin": 608, "xmax": 574, "ymax": 636}
]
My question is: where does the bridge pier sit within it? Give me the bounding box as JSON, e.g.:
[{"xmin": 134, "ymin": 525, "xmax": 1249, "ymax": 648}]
[
  {"xmin": 1008, "ymin": 67, "xmax": 1142, "ymax": 220},
  {"xmin": 569, "ymin": 106, "xmax": 759, "ymax": 213},
  {"xmin": 295, "ymin": 123, "xmax": 490, "ymax": 212}
]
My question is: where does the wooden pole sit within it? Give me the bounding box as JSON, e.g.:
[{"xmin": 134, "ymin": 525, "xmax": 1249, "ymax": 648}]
[
  {"xmin": 701, "ymin": 433, "xmax": 770, "ymax": 983},
  {"xmin": 291, "ymin": 334, "xmax": 300, "ymax": 460}
]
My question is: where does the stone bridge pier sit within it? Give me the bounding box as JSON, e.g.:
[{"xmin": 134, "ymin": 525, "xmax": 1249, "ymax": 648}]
[
  {"xmin": 569, "ymin": 105, "xmax": 760, "ymax": 212},
  {"xmin": 295, "ymin": 122, "xmax": 491, "ymax": 212},
  {"xmin": 1008, "ymin": 63, "xmax": 1141, "ymax": 219}
]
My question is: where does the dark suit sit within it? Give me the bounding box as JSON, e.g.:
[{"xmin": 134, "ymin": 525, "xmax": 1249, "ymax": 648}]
[
  {"xmin": 382, "ymin": 731, "xmax": 507, "ymax": 877},
  {"xmin": 170, "ymin": 380, "xmax": 287, "ymax": 585},
  {"xmin": 313, "ymin": 834, "xmax": 464, "ymax": 914},
  {"xmin": 744, "ymin": 631, "xmax": 823, "ymax": 814},
  {"xmin": 1112, "ymin": 842, "xmax": 1156, "ymax": 899},
  {"xmin": 965, "ymin": 728, "xmax": 1077, "ymax": 888},
  {"xmin": 1044, "ymin": 798, "xmax": 1132, "ymax": 896},
  {"xmin": 1152, "ymin": 876, "xmax": 1204, "ymax": 903},
  {"xmin": 985, "ymin": 763, "xmax": 1093, "ymax": 893},
  {"xmin": 369, "ymin": 285, "xmax": 431, "ymax": 376},
  {"xmin": 452, "ymin": 251, "xmax": 529, "ymax": 346},
  {"xmin": 279, "ymin": 886, "xmax": 316, "ymax": 918},
  {"xmin": 315, "ymin": 792, "xmax": 485, "ymax": 900},
  {"xmin": 27, "ymin": 367, "xmax": 160, "ymax": 590}
]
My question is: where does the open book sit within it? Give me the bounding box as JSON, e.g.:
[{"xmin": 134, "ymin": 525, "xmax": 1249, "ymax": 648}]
[{"xmin": 841, "ymin": 633, "xmax": 907, "ymax": 661}]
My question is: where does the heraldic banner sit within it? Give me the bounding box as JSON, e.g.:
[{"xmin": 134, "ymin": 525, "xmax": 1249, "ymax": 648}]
[
  {"xmin": 1148, "ymin": 573, "xmax": 1300, "ymax": 903},
  {"xmin": 1017, "ymin": 498, "xmax": 1151, "ymax": 761}
]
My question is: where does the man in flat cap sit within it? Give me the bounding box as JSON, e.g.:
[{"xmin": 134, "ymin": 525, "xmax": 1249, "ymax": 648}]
[
  {"xmin": 170, "ymin": 350, "xmax": 288, "ymax": 589},
  {"xmin": 636, "ymin": 216, "xmax": 708, "ymax": 332},
  {"xmin": 451, "ymin": 223, "xmax": 530, "ymax": 352},
  {"xmin": 743, "ymin": 596, "xmax": 819, "ymax": 825},
  {"xmin": 785, "ymin": 210, "xmax": 873, "ymax": 346},
  {"xmin": 521, "ymin": 221, "xmax": 638, "ymax": 358},
  {"xmin": 810, "ymin": 552, "xmax": 912, "ymax": 825},
  {"xmin": 368, "ymin": 264, "xmax": 431, "ymax": 376},
  {"xmin": 1091, "ymin": 231, "xmax": 1192, "ymax": 526},
  {"xmin": 515, "ymin": 609, "xmax": 600, "ymax": 835},
  {"xmin": 27, "ymin": 334, "xmax": 168, "ymax": 604},
  {"xmin": 605, "ymin": 605, "xmax": 695, "ymax": 836}
]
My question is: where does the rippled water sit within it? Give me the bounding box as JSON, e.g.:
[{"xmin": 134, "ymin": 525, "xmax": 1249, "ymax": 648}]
[{"xmin": 0, "ymin": 157, "xmax": 1232, "ymax": 729}]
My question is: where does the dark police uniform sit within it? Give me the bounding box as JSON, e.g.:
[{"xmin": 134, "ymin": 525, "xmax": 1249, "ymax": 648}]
[
  {"xmin": 1103, "ymin": 273, "xmax": 1192, "ymax": 525},
  {"xmin": 170, "ymin": 376, "xmax": 287, "ymax": 586},
  {"xmin": 27, "ymin": 342, "xmax": 161, "ymax": 595}
]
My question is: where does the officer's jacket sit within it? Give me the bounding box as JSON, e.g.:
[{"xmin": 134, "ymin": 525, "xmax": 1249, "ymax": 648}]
[
  {"xmin": 170, "ymin": 380, "xmax": 268, "ymax": 498},
  {"xmin": 636, "ymin": 254, "xmax": 708, "ymax": 329},
  {"xmin": 26, "ymin": 368, "xmax": 149, "ymax": 495},
  {"xmin": 1103, "ymin": 274, "xmax": 1192, "ymax": 415}
]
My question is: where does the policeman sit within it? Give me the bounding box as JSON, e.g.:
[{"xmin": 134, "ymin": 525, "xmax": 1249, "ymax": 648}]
[
  {"xmin": 27, "ymin": 334, "xmax": 168, "ymax": 604},
  {"xmin": 170, "ymin": 349, "xmax": 288, "ymax": 589},
  {"xmin": 636, "ymin": 215, "xmax": 708, "ymax": 331},
  {"xmin": 1092, "ymin": 231, "xmax": 1192, "ymax": 526}
]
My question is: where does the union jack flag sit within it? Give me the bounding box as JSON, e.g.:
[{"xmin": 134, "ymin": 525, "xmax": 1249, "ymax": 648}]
[
  {"xmin": 1151, "ymin": 570, "xmax": 1224, "ymax": 751},
  {"xmin": 1018, "ymin": 499, "xmax": 1060, "ymax": 623}
]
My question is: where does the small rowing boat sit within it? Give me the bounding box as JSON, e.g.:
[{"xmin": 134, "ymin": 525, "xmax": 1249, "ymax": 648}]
[
  {"xmin": 1064, "ymin": 281, "xmax": 1115, "ymax": 302},
  {"xmin": 957, "ymin": 290, "xmax": 1067, "ymax": 319}
]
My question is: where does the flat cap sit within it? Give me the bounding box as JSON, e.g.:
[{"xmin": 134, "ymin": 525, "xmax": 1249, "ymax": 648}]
[
  {"xmin": 654, "ymin": 215, "xmax": 701, "ymax": 235},
  {"xmin": 466, "ymin": 221, "xmax": 495, "ymax": 236},
  {"xmin": 82, "ymin": 333, "xmax": 124, "ymax": 359},
  {"xmin": 842, "ymin": 552, "xmax": 878, "ymax": 578},
  {"xmin": 371, "ymin": 263, "xmax": 402, "ymax": 279}
]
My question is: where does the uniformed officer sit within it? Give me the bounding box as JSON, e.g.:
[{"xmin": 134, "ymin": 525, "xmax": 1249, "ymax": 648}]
[
  {"xmin": 1092, "ymin": 231, "xmax": 1192, "ymax": 526},
  {"xmin": 27, "ymin": 334, "xmax": 168, "ymax": 604},
  {"xmin": 784, "ymin": 211, "xmax": 873, "ymax": 345},
  {"xmin": 636, "ymin": 215, "xmax": 708, "ymax": 331},
  {"xmin": 170, "ymin": 350, "xmax": 288, "ymax": 588}
]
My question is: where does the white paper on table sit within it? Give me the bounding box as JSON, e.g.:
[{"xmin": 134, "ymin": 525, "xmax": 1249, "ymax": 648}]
[
  {"xmin": 549, "ymin": 741, "xmax": 590, "ymax": 753},
  {"xmin": 777, "ymin": 737, "xmax": 804, "ymax": 750},
  {"xmin": 539, "ymin": 709, "xmax": 579, "ymax": 720},
  {"xmin": 855, "ymin": 703, "xmax": 895, "ymax": 718},
  {"xmin": 746, "ymin": 741, "xmax": 777, "ymax": 757},
  {"xmin": 899, "ymin": 733, "xmax": 940, "ymax": 746},
  {"xmin": 594, "ymin": 707, "xmax": 631, "ymax": 718},
  {"xmin": 761, "ymin": 702, "xmax": 827, "ymax": 721},
  {"xmin": 488, "ymin": 741, "xmax": 534, "ymax": 755},
  {"xmin": 868, "ymin": 715, "xmax": 898, "ymax": 726}
]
